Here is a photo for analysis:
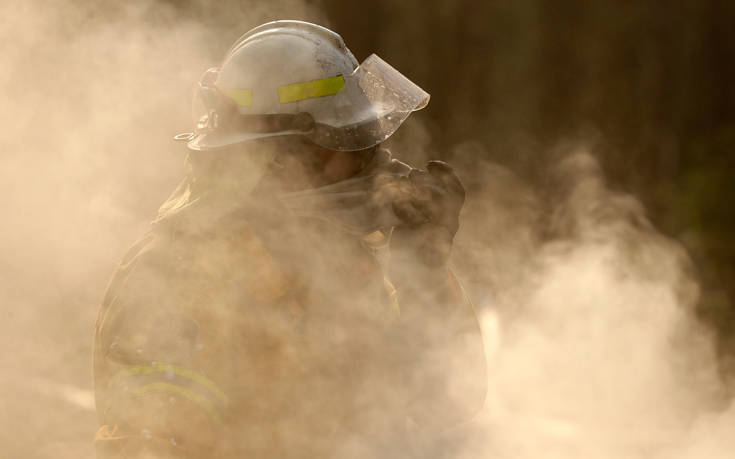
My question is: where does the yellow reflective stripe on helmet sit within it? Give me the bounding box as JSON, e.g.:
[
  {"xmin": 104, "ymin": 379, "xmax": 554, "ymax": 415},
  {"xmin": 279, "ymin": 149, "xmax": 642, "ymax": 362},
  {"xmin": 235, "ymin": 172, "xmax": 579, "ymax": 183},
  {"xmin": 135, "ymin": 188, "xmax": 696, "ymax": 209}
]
[
  {"xmin": 222, "ymin": 88, "xmax": 253, "ymax": 107},
  {"xmin": 278, "ymin": 75, "xmax": 345, "ymax": 104},
  {"xmin": 109, "ymin": 363, "xmax": 228, "ymax": 404},
  {"xmin": 132, "ymin": 382, "xmax": 223, "ymax": 425}
]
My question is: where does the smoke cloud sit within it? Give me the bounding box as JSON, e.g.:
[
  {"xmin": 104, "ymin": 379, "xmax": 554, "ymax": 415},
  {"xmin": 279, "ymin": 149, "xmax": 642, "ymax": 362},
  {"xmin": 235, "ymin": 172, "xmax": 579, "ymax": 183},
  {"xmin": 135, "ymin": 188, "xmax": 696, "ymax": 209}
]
[
  {"xmin": 445, "ymin": 143, "xmax": 735, "ymax": 459},
  {"xmin": 2, "ymin": 1, "xmax": 733, "ymax": 458},
  {"xmin": 1, "ymin": 1, "xmax": 325, "ymax": 457}
]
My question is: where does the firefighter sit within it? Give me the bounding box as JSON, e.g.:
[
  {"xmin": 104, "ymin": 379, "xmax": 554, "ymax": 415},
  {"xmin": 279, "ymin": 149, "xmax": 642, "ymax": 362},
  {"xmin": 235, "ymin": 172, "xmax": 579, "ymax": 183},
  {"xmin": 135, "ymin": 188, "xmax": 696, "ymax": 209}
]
[{"xmin": 93, "ymin": 20, "xmax": 486, "ymax": 459}]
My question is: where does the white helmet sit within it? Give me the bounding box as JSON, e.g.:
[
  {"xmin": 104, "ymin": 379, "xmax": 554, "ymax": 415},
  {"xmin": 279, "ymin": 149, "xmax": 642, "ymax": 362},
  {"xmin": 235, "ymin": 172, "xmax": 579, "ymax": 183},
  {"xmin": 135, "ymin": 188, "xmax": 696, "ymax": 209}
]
[{"xmin": 186, "ymin": 20, "xmax": 430, "ymax": 151}]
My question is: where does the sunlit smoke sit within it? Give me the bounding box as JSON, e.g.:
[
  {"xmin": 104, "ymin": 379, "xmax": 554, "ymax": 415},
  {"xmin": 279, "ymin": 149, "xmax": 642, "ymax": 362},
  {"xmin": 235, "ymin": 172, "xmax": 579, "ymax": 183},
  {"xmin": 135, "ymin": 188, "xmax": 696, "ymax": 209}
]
[
  {"xmin": 2, "ymin": 1, "xmax": 734, "ymax": 459},
  {"xmin": 449, "ymin": 145, "xmax": 734, "ymax": 459},
  {"xmin": 1, "ymin": 1, "xmax": 325, "ymax": 457}
]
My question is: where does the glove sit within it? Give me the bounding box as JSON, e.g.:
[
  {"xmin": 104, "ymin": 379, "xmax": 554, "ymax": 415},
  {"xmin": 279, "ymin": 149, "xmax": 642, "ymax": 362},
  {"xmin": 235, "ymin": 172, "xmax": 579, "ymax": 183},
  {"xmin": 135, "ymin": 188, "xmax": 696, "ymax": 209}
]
[{"xmin": 389, "ymin": 160, "xmax": 466, "ymax": 268}]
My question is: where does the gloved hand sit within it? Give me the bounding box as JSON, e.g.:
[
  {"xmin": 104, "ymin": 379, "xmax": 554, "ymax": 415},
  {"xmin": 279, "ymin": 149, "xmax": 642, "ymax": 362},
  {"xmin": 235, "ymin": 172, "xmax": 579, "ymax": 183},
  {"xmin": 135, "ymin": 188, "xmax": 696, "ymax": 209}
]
[{"xmin": 389, "ymin": 160, "xmax": 466, "ymax": 268}]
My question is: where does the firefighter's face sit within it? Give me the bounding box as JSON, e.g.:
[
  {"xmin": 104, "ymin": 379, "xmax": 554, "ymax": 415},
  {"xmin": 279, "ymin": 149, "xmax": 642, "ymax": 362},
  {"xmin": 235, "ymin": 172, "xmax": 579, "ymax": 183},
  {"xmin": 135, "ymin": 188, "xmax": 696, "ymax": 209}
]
[{"xmin": 263, "ymin": 137, "xmax": 373, "ymax": 191}]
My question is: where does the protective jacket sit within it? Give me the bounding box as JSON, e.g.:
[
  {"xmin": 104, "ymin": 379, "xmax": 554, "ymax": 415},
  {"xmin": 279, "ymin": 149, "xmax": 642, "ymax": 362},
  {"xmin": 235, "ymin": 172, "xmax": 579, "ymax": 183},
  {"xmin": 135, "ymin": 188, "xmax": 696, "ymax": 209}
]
[{"xmin": 93, "ymin": 149, "xmax": 484, "ymax": 459}]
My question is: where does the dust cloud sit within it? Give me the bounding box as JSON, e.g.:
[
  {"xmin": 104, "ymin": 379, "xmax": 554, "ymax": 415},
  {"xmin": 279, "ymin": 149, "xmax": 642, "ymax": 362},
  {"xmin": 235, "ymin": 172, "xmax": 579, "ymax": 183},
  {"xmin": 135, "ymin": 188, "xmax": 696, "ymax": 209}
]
[
  {"xmin": 1, "ymin": 1, "xmax": 733, "ymax": 459},
  {"xmin": 444, "ymin": 143, "xmax": 735, "ymax": 459},
  {"xmin": 1, "ymin": 1, "xmax": 325, "ymax": 458}
]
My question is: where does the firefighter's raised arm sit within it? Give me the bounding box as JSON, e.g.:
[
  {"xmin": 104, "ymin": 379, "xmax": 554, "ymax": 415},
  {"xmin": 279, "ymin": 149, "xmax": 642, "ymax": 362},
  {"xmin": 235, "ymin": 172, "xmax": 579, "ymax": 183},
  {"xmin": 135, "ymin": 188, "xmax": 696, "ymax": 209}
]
[{"xmin": 389, "ymin": 160, "xmax": 488, "ymax": 432}]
